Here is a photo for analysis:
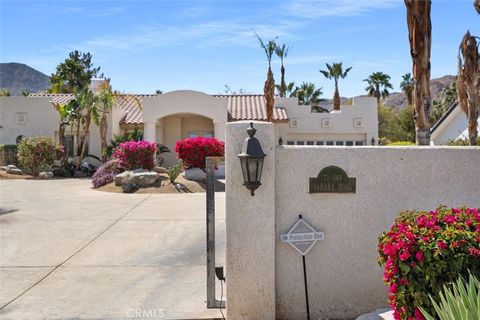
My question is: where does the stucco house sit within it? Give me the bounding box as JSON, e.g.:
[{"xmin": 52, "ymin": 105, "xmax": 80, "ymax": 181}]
[
  {"xmin": 430, "ymin": 103, "xmax": 480, "ymax": 145},
  {"xmin": 0, "ymin": 90, "xmax": 378, "ymax": 167}
]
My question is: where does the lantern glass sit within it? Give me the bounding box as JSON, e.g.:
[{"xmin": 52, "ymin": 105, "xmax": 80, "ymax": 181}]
[{"xmin": 238, "ymin": 123, "xmax": 267, "ymax": 196}]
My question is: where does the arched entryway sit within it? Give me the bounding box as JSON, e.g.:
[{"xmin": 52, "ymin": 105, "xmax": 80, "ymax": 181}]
[{"xmin": 156, "ymin": 113, "xmax": 215, "ymax": 167}]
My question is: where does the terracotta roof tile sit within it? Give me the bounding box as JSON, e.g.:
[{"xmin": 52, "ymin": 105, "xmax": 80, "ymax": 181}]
[
  {"xmin": 28, "ymin": 93, "xmax": 289, "ymax": 123},
  {"xmin": 215, "ymin": 94, "xmax": 289, "ymax": 122}
]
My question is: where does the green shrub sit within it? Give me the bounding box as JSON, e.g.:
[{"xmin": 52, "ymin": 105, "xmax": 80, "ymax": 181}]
[
  {"xmin": 378, "ymin": 207, "xmax": 480, "ymax": 319},
  {"xmin": 386, "ymin": 141, "xmax": 416, "ymax": 146},
  {"xmin": 420, "ymin": 273, "xmax": 480, "ymax": 320},
  {"xmin": 447, "ymin": 137, "xmax": 480, "ymax": 146},
  {"xmin": 0, "ymin": 144, "xmax": 18, "ymax": 166},
  {"xmin": 17, "ymin": 137, "xmax": 63, "ymax": 176},
  {"xmin": 167, "ymin": 161, "xmax": 182, "ymax": 183}
]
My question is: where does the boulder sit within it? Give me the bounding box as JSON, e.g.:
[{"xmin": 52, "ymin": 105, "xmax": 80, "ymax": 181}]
[
  {"xmin": 38, "ymin": 171, "xmax": 54, "ymax": 179},
  {"xmin": 114, "ymin": 170, "xmax": 159, "ymax": 188},
  {"xmin": 0, "ymin": 166, "xmax": 8, "ymax": 171},
  {"xmin": 153, "ymin": 166, "xmax": 168, "ymax": 174},
  {"xmin": 7, "ymin": 168, "xmax": 23, "ymax": 175},
  {"xmin": 182, "ymin": 168, "xmax": 206, "ymax": 182}
]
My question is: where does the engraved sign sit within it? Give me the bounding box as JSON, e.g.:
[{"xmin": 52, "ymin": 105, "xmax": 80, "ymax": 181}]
[
  {"xmin": 309, "ymin": 166, "xmax": 356, "ymax": 193},
  {"xmin": 280, "ymin": 216, "xmax": 324, "ymax": 256}
]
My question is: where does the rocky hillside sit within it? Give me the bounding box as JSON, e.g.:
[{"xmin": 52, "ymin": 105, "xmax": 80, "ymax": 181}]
[
  {"xmin": 383, "ymin": 75, "xmax": 455, "ymax": 110},
  {"xmin": 0, "ymin": 63, "xmax": 50, "ymax": 95}
]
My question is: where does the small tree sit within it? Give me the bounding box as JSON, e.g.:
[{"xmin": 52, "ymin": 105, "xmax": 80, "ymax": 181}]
[
  {"xmin": 17, "ymin": 137, "xmax": 63, "ymax": 176},
  {"xmin": 293, "ymin": 82, "xmax": 323, "ymax": 105},
  {"xmin": 50, "ymin": 50, "xmax": 101, "ymax": 94},
  {"xmin": 256, "ymin": 34, "xmax": 277, "ymax": 122}
]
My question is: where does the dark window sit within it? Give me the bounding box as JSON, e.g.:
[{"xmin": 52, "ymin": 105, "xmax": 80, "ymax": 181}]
[
  {"xmin": 316, "ymin": 141, "xmax": 325, "ymax": 145},
  {"xmin": 346, "ymin": 141, "xmax": 354, "ymax": 146},
  {"xmin": 355, "ymin": 141, "xmax": 364, "ymax": 146},
  {"xmin": 286, "ymin": 141, "xmax": 295, "ymax": 145},
  {"xmin": 306, "ymin": 141, "xmax": 315, "ymax": 145},
  {"xmin": 296, "ymin": 141, "xmax": 305, "ymax": 145},
  {"xmin": 335, "ymin": 141, "xmax": 344, "ymax": 146},
  {"xmin": 326, "ymin": 141, "xmax": 334, "ymax": 146}
]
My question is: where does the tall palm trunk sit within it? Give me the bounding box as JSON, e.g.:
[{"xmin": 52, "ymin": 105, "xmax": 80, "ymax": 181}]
[
  {"xmin": 333, "ymin": 80, "xmax": 340, "ymax": 111},
  {"xmin": 78, "ymin": 114, "xmax": 91, "ymax": 169},
  {"xmin": 457, "ymin": 31, "xmax": 479, "ymax": 145},
  {"xmin": 100, "ymin": 113, "xmax": 108, "ymax": 162},
  {"xmin": 406, "ymin": 90, "xmax": 413, "ymax": 106},
  {"xmin": 264, "ymin": 68, "xmax": 275, "ymax": 122},
  {"xmin": 375, "ymin": 84, "xmax": 381, "ymax": 108},
  {"xmin": 405, "ymin": 0, "xmax": 432, "ymax": 145},
  {"xmin": 280, "ymin": 65, "xmax": 286, "ymax": 97}
]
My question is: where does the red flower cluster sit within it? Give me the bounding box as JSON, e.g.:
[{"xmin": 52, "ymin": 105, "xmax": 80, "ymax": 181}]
[
  {"xmin": 113, "ymin": 140, "xmax": 157, "ymax": 170},
  {"xmin": 175, "ymin": 137, "xmax": 224, "ymax": 170},
  {"xmin": 378, "ymin": 207, "xmax": 480, "ymax": 320}
]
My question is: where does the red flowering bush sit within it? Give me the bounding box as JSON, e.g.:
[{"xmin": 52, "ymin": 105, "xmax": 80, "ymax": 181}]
[
  {"xmin": 378, "ymin": 207, "xmax": 480, "ymax": 320},
  {"xmin": 113, "ymin": 140, "xmax": 157, "ymax": 170},
  {"xmin": 175, "ymin": 137, "xmax": 224, "ymax": 170}
]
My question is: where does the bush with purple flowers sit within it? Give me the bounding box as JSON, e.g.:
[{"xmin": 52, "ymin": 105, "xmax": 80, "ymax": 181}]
[{"xmin": 91, "ymin": 159, "xmax": 123, "ymax": 188}]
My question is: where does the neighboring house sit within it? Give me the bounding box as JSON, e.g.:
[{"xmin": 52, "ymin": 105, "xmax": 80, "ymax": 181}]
[
  {"xmin": 0, "ymin": 90, "xmax": 378, "ymax": 167},
  {"xmin": 430, "ymin": 103, "xmax": 480, "ymax": 145}
]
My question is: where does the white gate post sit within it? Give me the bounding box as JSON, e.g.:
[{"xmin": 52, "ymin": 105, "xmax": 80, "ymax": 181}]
[{"xmin": 225, "ymin": 121, "xmax": 276, "ymax": 320}]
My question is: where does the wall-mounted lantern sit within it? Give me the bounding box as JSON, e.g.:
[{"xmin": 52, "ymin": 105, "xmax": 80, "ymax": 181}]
[{"xmin": 238, "ymin": 122, "xmax": 266, "ymax": 196}]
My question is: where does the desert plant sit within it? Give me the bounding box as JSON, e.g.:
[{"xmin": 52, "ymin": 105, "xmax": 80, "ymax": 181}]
[
  {"xmin": 106, "ymin": 128, "xmax": 144, "ymax": 157},
  {"xmin": 17, "ymin": 137, "xmax": 63, "ymax": 176},
  {"xmin": 91, "ymin": 159, "xmax": 123, "ymax": 188},
  {"xmin": 378, "ymin": 206, "xmax": 480, "ymax": 319},
  {"xmin": 420, "ymin": 273, "xmax": 480, "ymax": 320},
  {"xmin": 175, "ymin": 137, "xmax": 224, "ymax": 170},
  {"xmin": 167, "ymin": 161, "xmax": 182, "ymax": 183},
  {"xmin": 113, "ymin": 140, "xmax": 157, "ymax": 170},
  {"xmin": 448, "ymin": 137, "xmax": 480, "ymax": 146}
]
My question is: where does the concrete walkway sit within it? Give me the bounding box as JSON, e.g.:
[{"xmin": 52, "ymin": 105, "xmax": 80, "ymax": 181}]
[{"xmin": 0, "ymin": 178, "xmax": 225, "ymax": 320}]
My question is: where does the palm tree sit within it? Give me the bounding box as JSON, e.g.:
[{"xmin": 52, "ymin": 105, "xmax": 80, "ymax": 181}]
[
  {"xmin": 400, "ymin": 73, "xmax": 414, "ymax": 106},
  {"xmin": 363, "ymin": 72, "xmax": 394, "ymax": 108},
  {"xmin": 292, "ymin": 82, "xmax": 323, "ymax": 105},
  {"xmin": 275, "ymin": 43, "xmax": 291, "ymax": 98},
  {"xmin": 456, "ymin": 31, "xmax": 479, "ymax": 145},
  {"xmin": 95, "ymin": 80, "xmax": 116, "ymax": 161},
  {"xmin": 320, "ymin": 62, "xmax": 352, "ymax": 111},
  {"xmin": 256, "ymin": 34, "xmax": 277, "ymax": 122},
  {"xmin": 405, "ymin": 0, "xmax": 432, "ymax": 145}
]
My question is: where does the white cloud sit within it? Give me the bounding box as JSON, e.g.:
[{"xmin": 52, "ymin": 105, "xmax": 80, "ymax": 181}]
[{"xmin": 285, "ymin": 0, "xmax": 400, "ymax": 18}]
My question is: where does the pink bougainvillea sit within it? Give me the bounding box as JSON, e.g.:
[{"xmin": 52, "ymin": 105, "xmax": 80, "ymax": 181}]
[
  {"xmin": 378, "ymin": 207, "xmax": 480, "ymax": 320},
  {"xmin": 113, "ymin": 140, "xmax": 157, "ymax": 170},
  {"xmin": 175, "ymin": 137, "xmax": 224, "ymax": 170}
]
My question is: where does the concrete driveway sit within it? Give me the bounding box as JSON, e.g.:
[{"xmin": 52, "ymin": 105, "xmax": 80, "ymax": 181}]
[{"xmin": 0, "ymin": 178, "xmax": 225, "ymax": 320}]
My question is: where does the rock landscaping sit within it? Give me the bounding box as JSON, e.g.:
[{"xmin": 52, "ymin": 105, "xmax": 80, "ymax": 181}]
[{"xmin": 182, "ymin": 167, "xmax": 206, "ymax": 182}]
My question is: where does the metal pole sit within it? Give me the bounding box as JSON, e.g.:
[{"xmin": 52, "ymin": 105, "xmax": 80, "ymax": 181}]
[
  {"xmin": 302, "ymin": 255, "xmax": 311, "ymax": 320},
  {"xmin": 206, "ymin": 157, "xmax": 216, "ymax": 308}
]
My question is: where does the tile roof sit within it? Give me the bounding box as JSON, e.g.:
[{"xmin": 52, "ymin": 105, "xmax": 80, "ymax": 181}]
[
  {"xmin": 215, "ymin": 94, "xmax": 289, "ymax": 122},
  {"xmin": 28, "ymin": 93, "xmax": 75, "ymax": 106},
  {"xmin": 28, "ymin": 93, "xmax": 289, "ymax": 123}
]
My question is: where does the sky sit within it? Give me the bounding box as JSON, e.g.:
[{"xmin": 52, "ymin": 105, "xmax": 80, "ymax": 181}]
[{"xmin": 1, "ymin": 0, "xmax": 479, "ymax": 98}]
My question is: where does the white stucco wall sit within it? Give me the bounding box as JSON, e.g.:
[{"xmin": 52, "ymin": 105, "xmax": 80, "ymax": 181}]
[
  {"xmin": 0, "ymin": 97, "xmax": 109, "ymax": 159},
  {"xmin": 142, "ymin": 90, "xmax": 228, "ymax": 144},
  {"xmin": 0, "ymin": 97, "xmax": 60, "ymax": 144},
  {"xmin": 431, "ymin": 107, "xmax": 480, "ymax": 145},
  {"xmin": 225, "ymin": 121, "xmax": 480, "ymax": 320},
  {"xmin": 276, "ymin": 96, "xmax": 378, "ymax": 145}
]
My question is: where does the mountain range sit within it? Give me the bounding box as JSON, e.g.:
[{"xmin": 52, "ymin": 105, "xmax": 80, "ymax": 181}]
[{"xmin": 0, "ymin": 63, "xmax": 50, "ymax": 95}]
